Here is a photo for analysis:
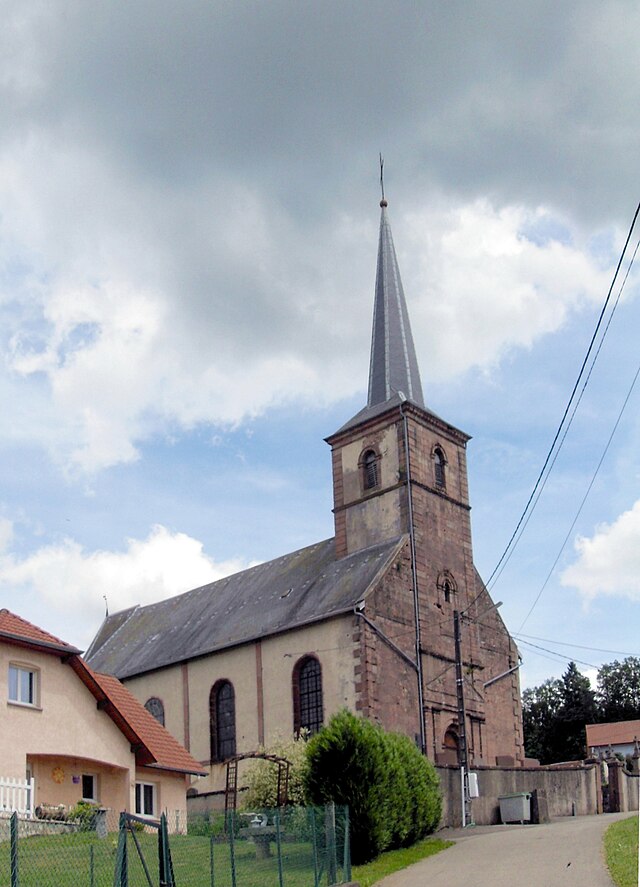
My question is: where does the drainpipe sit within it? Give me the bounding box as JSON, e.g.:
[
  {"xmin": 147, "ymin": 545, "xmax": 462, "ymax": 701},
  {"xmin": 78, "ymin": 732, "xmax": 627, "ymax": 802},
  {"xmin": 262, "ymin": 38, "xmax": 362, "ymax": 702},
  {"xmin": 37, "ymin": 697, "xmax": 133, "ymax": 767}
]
[{"xmin": 400, "ymin": 400, "xmax": 426, "ymax": 755}]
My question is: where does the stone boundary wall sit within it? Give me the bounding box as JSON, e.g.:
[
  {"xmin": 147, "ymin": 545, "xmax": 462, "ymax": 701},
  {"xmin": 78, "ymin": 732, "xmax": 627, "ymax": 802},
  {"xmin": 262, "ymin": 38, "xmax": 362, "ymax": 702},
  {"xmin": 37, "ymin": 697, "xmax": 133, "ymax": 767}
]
[
  {"xmin": 436, "ymin": 762, "xmax": 601, "ymax": 828},
  {"xmin": 608, "ymin": 760, "xmax": 639, "ymax": 814}
]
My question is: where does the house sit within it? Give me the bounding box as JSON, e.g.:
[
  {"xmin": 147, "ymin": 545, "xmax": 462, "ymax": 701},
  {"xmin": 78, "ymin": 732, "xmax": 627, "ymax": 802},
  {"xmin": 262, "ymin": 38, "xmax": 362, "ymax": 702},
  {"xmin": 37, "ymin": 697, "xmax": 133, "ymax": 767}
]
[
  {"xmin": 0, "ymin": 608, "xmax": 205, "ymax": 828},
  {"xmin": 86, "ymin": 196, "xmax": 524, "ymax": 806},
  {"xmin": 586, "ymin": 720, "xmax": 640, "ymax": 761}
]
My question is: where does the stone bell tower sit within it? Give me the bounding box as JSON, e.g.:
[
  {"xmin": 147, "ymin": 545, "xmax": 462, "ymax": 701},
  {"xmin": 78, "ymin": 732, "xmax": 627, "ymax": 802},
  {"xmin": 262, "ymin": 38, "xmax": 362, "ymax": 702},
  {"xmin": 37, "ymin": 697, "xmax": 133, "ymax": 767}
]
[{"xmin": 326, "ymin": 195, "xmax": 523, "ymax": 765}]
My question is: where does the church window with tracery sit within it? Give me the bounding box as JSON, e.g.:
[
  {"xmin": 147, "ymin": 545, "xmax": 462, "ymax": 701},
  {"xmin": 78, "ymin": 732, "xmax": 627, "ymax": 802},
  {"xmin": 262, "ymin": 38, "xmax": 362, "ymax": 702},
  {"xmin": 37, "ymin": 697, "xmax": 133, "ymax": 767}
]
[
  {"xmin": 293, "ymin": 656, "xmax": 323, "ymax": 735},
  {"xmin": 144, "ymin": 696, "xmax": 165, "ymax": 726},
  {"xmin": 210, "ymin": 680, "xmax": 236, "ymax": 762}
]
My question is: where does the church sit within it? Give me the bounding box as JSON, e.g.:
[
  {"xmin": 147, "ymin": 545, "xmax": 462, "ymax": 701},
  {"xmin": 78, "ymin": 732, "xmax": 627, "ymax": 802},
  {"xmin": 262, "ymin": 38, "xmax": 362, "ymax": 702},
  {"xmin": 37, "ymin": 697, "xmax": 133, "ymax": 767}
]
[{"xmin": 86, "ymin": 195, "xmax": 524, "ymax": 804}]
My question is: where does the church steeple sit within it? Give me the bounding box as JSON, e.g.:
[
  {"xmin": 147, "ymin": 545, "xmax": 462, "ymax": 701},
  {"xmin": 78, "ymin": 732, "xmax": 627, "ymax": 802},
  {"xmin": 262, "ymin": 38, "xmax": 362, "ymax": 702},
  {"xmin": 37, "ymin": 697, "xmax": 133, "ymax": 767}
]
[{"xmin": 368, "ymin": 199, "xmax": 425, "ymax": 409}]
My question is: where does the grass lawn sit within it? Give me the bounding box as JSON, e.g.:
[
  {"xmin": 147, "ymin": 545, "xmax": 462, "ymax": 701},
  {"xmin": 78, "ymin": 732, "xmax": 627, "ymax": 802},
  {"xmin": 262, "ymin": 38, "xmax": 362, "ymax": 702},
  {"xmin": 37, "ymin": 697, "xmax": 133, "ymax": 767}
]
[
  {"xmin": 2, "ymin": 826, "xmax": 453, "ymax": 887},
  {"xmin": 1, "ymin": 829, "xmax": 349, "ymax": 887},
  {"xmin": 605, "ymin": 816, "xmax": 638, "ymax": 887},
  {"xmin": 352, "ymin": 837, "xmax": 454, "ymax": 887}
]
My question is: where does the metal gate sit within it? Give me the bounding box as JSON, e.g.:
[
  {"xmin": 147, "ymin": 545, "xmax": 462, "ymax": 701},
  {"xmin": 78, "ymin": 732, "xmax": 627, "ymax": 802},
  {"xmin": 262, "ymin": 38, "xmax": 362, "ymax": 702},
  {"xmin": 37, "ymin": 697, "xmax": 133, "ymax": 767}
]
[{"xmin": 114, "ymin": 812, "xmax": 176, "ymax": 887}]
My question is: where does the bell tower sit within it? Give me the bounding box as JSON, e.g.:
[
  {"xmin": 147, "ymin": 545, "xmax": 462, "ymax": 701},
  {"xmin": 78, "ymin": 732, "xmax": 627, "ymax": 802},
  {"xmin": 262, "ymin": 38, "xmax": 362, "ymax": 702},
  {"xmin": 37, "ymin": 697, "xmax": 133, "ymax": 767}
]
[
  {"xmin": 326, "ymin": 190, "xmax": 523, "ymax": 766},
  {"xmin": 326, "ymin": 198, "xmax": 473, "ymax": 567}
]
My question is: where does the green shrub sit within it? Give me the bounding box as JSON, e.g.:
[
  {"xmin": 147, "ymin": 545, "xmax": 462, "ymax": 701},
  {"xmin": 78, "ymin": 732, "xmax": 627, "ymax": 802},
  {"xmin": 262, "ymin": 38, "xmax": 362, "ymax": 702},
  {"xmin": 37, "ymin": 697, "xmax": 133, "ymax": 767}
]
[
  {"xmin": 242, "ymin": 733, "xmax": 308, "ymax": 809},
  {"xmin": 387, "ymin": 732, "xmax": 441, "ymax": 844},
  {"xmin": 304, "ymin": 711, "xmax": 393, "ymax": 863},
  {"xmin": 304, "ymin": 711, "xmax": 441, "ymax": 864},
  {"xmin": 68, "ymin": 800, "xmax": 98, "ymax": 831}
]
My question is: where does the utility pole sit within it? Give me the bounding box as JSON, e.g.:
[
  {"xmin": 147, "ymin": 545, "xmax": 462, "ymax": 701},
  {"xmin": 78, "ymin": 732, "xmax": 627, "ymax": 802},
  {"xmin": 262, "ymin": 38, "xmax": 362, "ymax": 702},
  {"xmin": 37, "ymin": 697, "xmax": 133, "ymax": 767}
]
[{"xmin": 454, "ymin": 610, "xmax": 471, "ymax": 827}]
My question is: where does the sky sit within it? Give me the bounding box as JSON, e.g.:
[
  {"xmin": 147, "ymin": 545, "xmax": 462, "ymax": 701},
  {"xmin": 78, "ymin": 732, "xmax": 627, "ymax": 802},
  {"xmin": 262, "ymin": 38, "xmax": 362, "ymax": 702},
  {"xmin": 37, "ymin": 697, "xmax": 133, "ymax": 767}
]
[{"xmin": 1, "ymin": 0, "xmax": 640, "ymax": 690}]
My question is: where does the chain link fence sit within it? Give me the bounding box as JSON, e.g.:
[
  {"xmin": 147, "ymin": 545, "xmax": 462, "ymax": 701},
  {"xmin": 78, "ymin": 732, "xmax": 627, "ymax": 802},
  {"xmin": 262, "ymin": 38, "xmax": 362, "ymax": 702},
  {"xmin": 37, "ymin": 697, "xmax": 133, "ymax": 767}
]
[{"xmin": 0, "ymin": 804, "xmax": 351, "ymax": 887}]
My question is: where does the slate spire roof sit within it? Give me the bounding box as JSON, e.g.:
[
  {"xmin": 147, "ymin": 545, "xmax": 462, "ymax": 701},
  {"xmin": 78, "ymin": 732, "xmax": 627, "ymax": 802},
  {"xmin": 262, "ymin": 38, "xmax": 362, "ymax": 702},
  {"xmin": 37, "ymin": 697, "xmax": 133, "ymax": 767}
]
[
  {"xmin": 330, "ymin": 197, "xmax": 439, "ymax": 437},
  {"xmin": 368, "ymin": 199, "xmax": 425, "ymax": 410}
]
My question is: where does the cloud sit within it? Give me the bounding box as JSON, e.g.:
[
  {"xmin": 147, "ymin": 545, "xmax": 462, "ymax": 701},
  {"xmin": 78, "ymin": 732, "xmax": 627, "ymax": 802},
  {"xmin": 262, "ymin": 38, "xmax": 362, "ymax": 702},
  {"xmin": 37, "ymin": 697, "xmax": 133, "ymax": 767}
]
[
  {"xmin": 0, "ymin": 524, "xmax": 254, "ymax": 647},
  {"xmin": 0, "ymin": 1, "xmax": 633, "ymax": 474},
  {"xmin": 0, "ymin": 518, "xmax": 13, "ymax": 553},
  {"xmin": 561, "ymin": 501, "xmax": 640, "ymax": 601}
]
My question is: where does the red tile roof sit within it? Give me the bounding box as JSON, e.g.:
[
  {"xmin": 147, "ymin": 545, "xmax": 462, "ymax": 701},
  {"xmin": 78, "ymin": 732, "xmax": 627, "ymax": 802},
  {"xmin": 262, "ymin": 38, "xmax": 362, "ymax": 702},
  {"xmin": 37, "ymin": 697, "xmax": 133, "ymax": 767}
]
[
  {"xmin": 0, "ymin": 609, "xmax": 205, "ymax": 776},
  {"xmin": 586, "ymin": 720, "xmax": 640, "ymax": 748},
  {"xmin": 0, "ymin": 609, "xmax": 79, "ymax": 652},
  {"xmin": 77, "ymin": 663, "xmax": 206, "ymax": 775}
]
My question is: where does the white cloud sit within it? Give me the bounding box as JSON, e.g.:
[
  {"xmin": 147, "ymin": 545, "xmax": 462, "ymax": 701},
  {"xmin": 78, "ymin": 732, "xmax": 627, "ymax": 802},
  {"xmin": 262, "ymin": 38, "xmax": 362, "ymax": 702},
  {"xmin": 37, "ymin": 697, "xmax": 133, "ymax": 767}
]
[
  {"xmin": 0, "ymin": 518, "xmax": 13, "ymax": 553},
  {"xmin": 561, "ymin": 500, "xmax": 640, "ymax": 601},
  {"xmin": 0, "ymin": 524, "xmax": 254, "ymax": 647}
]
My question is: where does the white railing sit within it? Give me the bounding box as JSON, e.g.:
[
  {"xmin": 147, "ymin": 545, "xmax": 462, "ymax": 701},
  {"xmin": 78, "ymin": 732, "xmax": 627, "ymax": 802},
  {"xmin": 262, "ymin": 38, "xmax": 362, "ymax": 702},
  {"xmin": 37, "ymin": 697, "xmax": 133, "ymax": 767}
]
[{"xmin": 0, "ymin": 777, "xmax": 35, "ymax": 819}]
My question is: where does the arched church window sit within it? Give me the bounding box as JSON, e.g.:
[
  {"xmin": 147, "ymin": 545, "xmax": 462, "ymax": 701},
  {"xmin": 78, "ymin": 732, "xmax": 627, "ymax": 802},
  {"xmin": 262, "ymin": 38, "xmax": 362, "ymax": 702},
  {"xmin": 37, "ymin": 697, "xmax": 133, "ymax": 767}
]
[
  {"xmin": 362, "ymin": 449, "xmax": 379, "ymax": 490},
  {"xmin": 437, "ymin": 571, "xmax": 457, "ymax": 606},
  {"xmin": 209, "ymin": 680, "xmax": 236, "ymax": 762},
  {"xmin": 144, "ymin": 696, "xmax": 165, "ymax": 726},
  {"xmin": 434, "ymin": 447, "xmax": 446, "ymax": 489},
  {"xmin": 444, "ymin": 725, "xmax": 459, "ymax": 761},
  {"xmin": 293, "ymin": 655, "xmax": 323, "ymax": 736}
]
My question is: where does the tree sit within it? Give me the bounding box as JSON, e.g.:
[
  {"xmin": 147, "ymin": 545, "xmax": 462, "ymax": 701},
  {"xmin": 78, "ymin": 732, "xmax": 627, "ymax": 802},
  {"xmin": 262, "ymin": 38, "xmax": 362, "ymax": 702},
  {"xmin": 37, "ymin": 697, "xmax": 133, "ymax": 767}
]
[
  {"xmin": 522, "ymin": 677, "xmax": 564, "ymax": 763},
  {"xmin": 522, "ymin": 662, "xmax": 597, "ymax": 764},
  {"xmin": 557, "ymin": 662, "xmax": 598, "ymax": 760},
  {"xmin": 597, "ymin": 657, "xmax": 640, "ymax": 724}
]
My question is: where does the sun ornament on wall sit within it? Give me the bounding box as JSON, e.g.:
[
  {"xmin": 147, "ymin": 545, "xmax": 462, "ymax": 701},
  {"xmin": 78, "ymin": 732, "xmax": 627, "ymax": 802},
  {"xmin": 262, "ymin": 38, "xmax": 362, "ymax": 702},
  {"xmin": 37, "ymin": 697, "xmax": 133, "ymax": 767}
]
[{"xmin": 52, "ymin": 767, "xmax": 65, "ymax": 784}]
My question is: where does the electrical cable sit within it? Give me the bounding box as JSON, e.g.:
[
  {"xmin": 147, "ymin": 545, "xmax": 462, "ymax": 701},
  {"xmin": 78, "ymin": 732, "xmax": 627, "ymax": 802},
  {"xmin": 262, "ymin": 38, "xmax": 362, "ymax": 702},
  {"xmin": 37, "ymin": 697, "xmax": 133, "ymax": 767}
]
[
  {"xmin": 482, "ymin": 199, "xmax": 640, "ymax": 592},
  {"xmin": 517, "ymin": 356, "xmax": 640, "ymax": 632},
  {"xmin": 488, "ymin": 235, "xmax": 640, "ymax": 591}
]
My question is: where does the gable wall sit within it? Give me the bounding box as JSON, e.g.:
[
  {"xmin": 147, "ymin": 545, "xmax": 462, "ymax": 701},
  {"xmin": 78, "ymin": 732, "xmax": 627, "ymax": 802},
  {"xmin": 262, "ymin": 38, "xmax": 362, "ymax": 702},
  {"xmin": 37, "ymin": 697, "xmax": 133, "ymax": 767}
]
[
  {"xmin": 0, "ymin": 643, "xmax": 136, "ymax": 811},
  {"xmin": 122, "ymin": 616, "xmax": 358, "ymax": 795}
]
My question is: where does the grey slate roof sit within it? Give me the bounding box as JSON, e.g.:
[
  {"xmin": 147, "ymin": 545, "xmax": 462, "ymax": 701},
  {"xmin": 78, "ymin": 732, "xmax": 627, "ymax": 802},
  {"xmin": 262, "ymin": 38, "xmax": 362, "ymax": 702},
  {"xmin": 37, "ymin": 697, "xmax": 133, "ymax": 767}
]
[
  {"xmin": 368, "ymin": 202, "xmax": 425, "ymax": 410},
  {"xmin": 85, "ymin": 535, "xmax": 406, "ymax": 680}
]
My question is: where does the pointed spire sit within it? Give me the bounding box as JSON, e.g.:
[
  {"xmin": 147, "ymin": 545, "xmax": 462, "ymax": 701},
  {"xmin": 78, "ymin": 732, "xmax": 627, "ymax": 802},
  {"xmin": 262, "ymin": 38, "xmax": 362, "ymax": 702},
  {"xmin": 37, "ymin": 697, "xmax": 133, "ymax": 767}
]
[{"xmin": 367, "ymin": 198, "xmax": 425, "ymax": 409}]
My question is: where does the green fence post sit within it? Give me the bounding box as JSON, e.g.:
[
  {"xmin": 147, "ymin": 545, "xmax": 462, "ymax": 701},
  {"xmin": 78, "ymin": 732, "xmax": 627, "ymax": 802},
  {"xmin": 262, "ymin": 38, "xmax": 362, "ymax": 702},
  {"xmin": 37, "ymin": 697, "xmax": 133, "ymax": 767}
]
[
  {"xmin": 310, "ymin": 808, "xmax": 320, "ymax": 887},
  {"xmin": 342, "ymin": 807, "xmax": 351, "ymax": 883},
  {"xmin": 159, "ymin": 812, "xmax": 176, "ymax": 887},
  {"xmin": 325, "ymin": 803, "xmax": 337, "ymax": 887},
  {"xmin": 228, "ymin": 811, "xmax": 237, "ymax": 887},
  {"xmin": 10, "ymin": 811, "xmax": 18, "ymax": 887},
  {"xmin": 275, "ymin": 808, "xmax": 284, "ymax": 887},
  {"xmin": 90, "ymin": 844, "xmax": 95, "ymax": 887},
  {"xmin": 210, "ymin": 833, "xmax": 215, "ymax": 887},
  {"xmin": 114, "ymin": 812, "xmax": 128, "ymax": 887}
]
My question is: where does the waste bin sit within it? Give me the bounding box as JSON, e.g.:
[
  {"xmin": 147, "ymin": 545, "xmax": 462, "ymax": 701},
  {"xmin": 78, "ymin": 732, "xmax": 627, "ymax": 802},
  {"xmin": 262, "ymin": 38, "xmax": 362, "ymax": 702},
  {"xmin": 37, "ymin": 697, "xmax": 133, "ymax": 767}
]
[{"xmin": 498, "ymin": 792, "xmax": 531, "ymax": 824}]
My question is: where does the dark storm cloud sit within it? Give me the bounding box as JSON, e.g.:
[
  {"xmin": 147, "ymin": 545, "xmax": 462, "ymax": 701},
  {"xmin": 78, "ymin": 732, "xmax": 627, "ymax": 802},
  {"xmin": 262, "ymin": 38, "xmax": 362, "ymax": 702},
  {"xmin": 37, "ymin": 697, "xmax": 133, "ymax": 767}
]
[{"xmin": 7, "ymin": 0, "xmax": 636, "ymax": 225}]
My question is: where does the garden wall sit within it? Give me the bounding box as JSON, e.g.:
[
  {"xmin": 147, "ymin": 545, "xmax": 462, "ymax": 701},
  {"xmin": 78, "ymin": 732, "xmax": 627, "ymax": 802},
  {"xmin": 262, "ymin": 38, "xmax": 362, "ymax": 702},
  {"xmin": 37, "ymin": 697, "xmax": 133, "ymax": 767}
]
[{"xmin": 436, "ymin": 762, "xmax": 601, "ymax": 828}]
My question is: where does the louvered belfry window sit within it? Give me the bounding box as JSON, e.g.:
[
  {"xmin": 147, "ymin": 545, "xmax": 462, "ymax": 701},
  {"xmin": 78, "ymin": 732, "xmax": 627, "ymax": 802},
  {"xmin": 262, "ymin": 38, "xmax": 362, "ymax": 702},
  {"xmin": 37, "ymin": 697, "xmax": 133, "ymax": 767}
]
[
  {"xmin": 210, "ymin": 680, "xmax": 236, "ymax": 762},
  {"xmin": 434, "ymin": 447, "xmax": 446, "ymax": 488},
  {"xmin": 363, "ymin": 450, "xmax": 379, "ymax": 490},
  {"xmin": 294, "ymin": 656, "xmax": 323, "ymax": 735}
]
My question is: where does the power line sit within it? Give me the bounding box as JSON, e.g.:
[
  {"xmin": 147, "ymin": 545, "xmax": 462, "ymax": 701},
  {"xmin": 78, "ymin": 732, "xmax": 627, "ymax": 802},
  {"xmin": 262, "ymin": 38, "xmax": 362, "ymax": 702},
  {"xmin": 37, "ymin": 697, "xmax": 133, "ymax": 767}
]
[
  {"xmin": 517, "ymin": 355, "xmax": 640, "ymax": 632},
  {"xmin": 518, "ymin": 638, "xmax": 599, "ymax": 670},
  {"xmin": 515, "ymin": 632, "xmax": 640, "ymax": 657},
  {"xmin": 484, "ymin": 199, "xmax": 640, "ymax": 591}
]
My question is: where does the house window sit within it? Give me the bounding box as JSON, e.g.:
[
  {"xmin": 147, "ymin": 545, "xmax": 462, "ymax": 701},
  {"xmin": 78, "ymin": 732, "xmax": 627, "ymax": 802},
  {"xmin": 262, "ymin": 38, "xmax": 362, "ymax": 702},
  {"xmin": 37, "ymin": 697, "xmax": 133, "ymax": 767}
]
[
  {"xmin": 82, "ymin": 774, "xmax": 97, "ymax": 802},
  {"xmin": 144, "ymin": 697, "xmax": 165, "ymax": 726},
  {"xmin": 210, "ymin": 680, "xmax": 236, "ymax": 762},
  {"xmin": 135, "ymin": 781, "xmax": 156, "ymax": 817},
  {"xmin": 8, "ymin": 664, "xmax": 38, "ymax": 706},
  {"xmin": 362, "ymin": 449, "xmax": 379, "ymax": 490},
  {"xmin": 293, "ymin": 656, "xmax": 323, "ymax": 736},
  {"xmin": 434, "ymin": 447, "xmax": 446, "ymax": 489}
]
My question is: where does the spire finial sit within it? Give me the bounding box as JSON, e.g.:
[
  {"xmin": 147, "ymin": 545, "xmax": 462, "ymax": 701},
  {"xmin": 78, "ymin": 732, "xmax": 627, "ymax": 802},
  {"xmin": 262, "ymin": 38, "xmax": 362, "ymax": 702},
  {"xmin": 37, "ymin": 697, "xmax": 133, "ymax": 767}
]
[{"xmin": 379, "ymin": 153, "xmax": 387, "ymax": 207}]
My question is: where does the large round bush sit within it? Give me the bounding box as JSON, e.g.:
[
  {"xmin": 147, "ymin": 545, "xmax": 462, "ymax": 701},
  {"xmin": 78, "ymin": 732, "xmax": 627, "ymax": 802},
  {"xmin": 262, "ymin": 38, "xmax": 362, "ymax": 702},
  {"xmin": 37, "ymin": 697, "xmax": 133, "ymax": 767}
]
[{"xmin": 304, "ymin": 710, "xmax": 441, "ymax": 863}]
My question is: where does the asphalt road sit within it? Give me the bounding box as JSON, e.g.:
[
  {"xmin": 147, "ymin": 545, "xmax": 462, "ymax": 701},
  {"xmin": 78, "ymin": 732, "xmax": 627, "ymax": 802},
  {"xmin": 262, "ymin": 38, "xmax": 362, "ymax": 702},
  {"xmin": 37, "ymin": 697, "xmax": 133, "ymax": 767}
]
[{"xmin": 378, "ymin": 813, "xmax": 632, "ymax": 887}]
